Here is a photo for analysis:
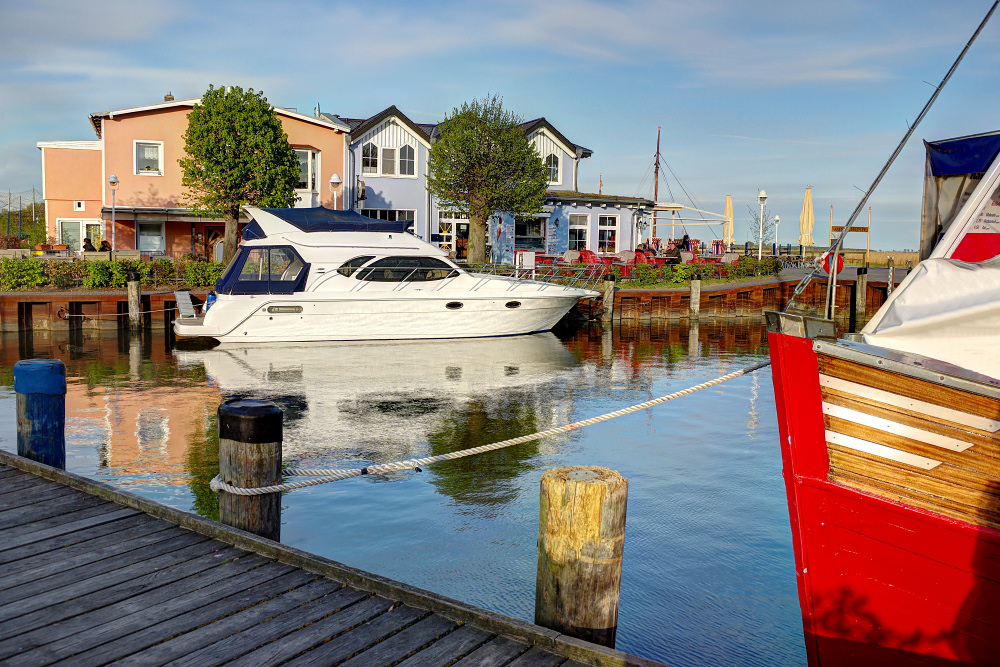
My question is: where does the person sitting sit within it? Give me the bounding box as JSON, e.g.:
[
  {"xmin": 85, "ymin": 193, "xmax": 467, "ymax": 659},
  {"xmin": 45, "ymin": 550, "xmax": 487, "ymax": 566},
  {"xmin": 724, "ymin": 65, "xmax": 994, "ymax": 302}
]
[
  {"xmin": 663, "ymin": 242, "xmax": 682, "ymax": 265},
  {"xmin": 99, "ymin": 240, "xmax": 112, "ymax": 252},
  {"xmin": 82, "ymin": 237, "xmax": 96, "ymax": 252}
]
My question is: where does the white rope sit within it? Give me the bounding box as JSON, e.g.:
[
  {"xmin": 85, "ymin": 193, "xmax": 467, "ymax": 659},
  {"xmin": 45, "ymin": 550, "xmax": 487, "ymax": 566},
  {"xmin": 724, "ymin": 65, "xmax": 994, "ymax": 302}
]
[
  {"xmin": 59, "ymin": 306, "xmax": 180, "ymax": 318},
  {"xmin": 210, "ymin": 360, "xmax": 771, "ymax": 496}
]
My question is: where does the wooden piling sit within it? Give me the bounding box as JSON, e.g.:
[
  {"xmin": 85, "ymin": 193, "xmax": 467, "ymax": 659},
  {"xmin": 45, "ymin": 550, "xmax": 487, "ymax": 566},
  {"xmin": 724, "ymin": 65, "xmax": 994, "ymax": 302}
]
[
  {"xmin": 218, "ymin": 399, "xmax": 283, "ymax": 542},
  {"xmin": 127, "ymin": 271, "xmax": 142, "ymax": 333},
  {"xmin": 601, "ymin": 275, "xmax": 615, "ymax": 324},
  {"xmin": 852, "ymin": 267, "xmax": 868, "ymax": 332},
  {"xmin": 13, "ymin": 358, "xmax": 66, "ymax": 469},
  {"xmin": 535, "ymin": 465, "xmax": 628, "ymax": 648},
  {"xmin": 689, "ymin": 276, "xmax": 701, "ymax": 319}
]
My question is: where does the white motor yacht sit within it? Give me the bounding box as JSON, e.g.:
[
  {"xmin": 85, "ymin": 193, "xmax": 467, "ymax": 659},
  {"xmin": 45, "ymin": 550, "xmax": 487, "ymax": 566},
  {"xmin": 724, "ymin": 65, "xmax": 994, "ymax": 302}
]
[{"xmin": 173, "ymin": 207, "xmax": 599, "ymax": 343}]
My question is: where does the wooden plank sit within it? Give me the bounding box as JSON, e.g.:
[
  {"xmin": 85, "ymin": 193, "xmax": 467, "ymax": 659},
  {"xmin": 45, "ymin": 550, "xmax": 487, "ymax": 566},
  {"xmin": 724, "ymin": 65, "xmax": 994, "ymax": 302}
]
[
  {"xmin": 1, "ymin": 531, "xmax": 209, "ymax": 604},
  {"xmin": 507, "ymin": 647, "xmax": 568, "ymax": 667},
  {"xmin": 394, "ymin": 623, "xmax": 493, "ymax": 667},
  {"xmin": 0, "ymin": 513, "xmax": 163, "ymax": 566},
  {"xmin": 818, "ymin": 355, "xmax": 1000, "ymax": 421},
  {"xmin": 0, "ymin": 543, "xmax": 246, "ymax": 646},
  {"xmin": 281, "ymin": 604, "xmax": 430, "ymax": 667},
  {"xmin": 338, "ymin": 613, "xmax": 459, "ymax": 667},
  {"xmin": 176, "ymin": 593, "xmax": 392, "ymax": 667},
  {"xmin": 91, "ymin": 577, "xmax": 348, "ymax": 667},
  {"xmin": 0, "ymin": 506, "xmax": 140, "ymax": 551},
  {"xmin": 0, "ymin": 485, "xmax": 80, "ymax": 511},
  {"xmin": 0, "ymin": 474, "xmax": 61, "ymax": 496},
  {"xmin": 10, "ymin": 565, "xmax": 309, "ymax": 667},
  {"xmin": 0, "ymin": 493, "xmax": 108, "ymax": 529},
  {"xmin": 0, "ymin": 520, "xmax": 177, "ymax": 583},
  {"xmin": 0, "ymin": 548, "xmax": 261, "ymax": 662},
  {"xmin": 452, "ymin": 636, "xmax": 529, "ymax": 667}
]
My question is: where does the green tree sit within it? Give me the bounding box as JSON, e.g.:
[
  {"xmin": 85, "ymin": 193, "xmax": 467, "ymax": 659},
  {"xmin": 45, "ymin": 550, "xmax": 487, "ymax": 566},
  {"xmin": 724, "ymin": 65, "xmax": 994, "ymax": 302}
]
[
  {"xmin": 179, "ymin": 85, "xmax": 299, "ymax": 264},
  {"xmin": 427, "ymin": 95, "xmax": 549, "ymax": 263}
]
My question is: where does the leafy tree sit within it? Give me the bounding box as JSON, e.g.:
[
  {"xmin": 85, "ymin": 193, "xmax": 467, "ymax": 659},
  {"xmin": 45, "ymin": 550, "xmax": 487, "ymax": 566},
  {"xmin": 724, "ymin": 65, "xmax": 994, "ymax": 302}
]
[
  {"xmin": 427, "ymin": 95, "xmax": 548, "ymax": 263},
  {"xmin": 179, "ymin": 85, "xmax": 299, "ymax": 264}
]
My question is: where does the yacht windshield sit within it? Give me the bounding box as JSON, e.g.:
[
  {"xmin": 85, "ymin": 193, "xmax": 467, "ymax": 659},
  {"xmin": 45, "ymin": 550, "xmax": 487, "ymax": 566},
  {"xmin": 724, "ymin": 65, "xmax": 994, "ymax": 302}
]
[
  {"xmin": 216, "ymin": 245, "xmax": 310, "ymax": 295},
  {"xmin": 355, "ymin": 256, "xmax": 458, "ymax": 282}
]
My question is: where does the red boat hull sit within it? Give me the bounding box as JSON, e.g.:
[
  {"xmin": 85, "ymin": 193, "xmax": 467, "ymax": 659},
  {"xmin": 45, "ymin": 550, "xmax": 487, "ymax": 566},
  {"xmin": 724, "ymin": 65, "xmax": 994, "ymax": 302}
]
[{"xmin": 769, "ymin": 331, "xmax": 1000, "ymax": 666}]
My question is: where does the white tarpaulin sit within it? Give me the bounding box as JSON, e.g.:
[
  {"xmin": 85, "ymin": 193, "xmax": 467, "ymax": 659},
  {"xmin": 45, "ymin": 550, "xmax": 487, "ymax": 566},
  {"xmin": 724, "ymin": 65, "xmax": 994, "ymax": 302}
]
[{"xmin": 861, "ymin": 256, "xmax": 1000, "ymax": 380}]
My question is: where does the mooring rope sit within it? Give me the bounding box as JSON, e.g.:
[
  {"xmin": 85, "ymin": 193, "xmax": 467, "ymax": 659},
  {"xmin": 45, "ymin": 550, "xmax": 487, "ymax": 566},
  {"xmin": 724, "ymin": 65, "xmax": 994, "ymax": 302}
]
[
  {"xmin": 58, "ymin": 306, "xmax": 180, "ymax": 319},
  {"xmin": 210, "ymin": 360, "xmax": 772, "ymax": 496}
]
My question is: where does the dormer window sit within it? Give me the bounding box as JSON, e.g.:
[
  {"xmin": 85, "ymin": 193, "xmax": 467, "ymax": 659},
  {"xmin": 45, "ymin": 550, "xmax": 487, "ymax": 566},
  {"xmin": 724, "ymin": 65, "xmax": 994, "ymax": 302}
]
[
  {"xmin": 545, "ymin": 154, "xmax": 559, "ymax": 183},
  {"xmin": 135, "ymin": 141, "xmax": 163, "ymax": 176},
  {"xmin": 362, "ymin": 142, "xmax": 378, "ymax": 174}
]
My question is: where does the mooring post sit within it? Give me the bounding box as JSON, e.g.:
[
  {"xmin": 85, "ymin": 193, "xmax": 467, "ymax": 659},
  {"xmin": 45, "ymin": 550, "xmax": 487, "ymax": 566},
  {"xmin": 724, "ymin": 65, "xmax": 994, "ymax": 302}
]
[
  {"xmin": 535, "ymin": 465, "xmax": 628, "ymax": 648},
  {"xmin": 13, "ymin": 358, "xmax": 66, "ymax": 469},
  {"xmin": 689, "ymin": 274, "xmax": 701, "ymax": 319},
  {"xmin": 852, "ymin": 266, "xmax": 868, "ymax": 332},
  {"xmin": 601, "ymin": 274, "xmax": 615, "ymax": 325},
  {"xmin": 127, "ymin": 270, "xmax": 142, "ymax": 333},
  {"xmin": 218, "ymin": 399, "xmax": 283, "ymax": 542},
  {"xmin": 886, "ymin": 257, "xmax": 895, "ymax": 297}
]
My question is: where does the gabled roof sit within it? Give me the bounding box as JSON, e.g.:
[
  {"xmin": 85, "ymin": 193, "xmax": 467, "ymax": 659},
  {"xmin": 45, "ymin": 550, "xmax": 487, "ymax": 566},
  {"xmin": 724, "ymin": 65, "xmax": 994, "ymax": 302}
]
[
  {"xmin": 342, "ymin": 106, "xmax": 434, "ymax": 146},
  {"xmin": 89, "ymin": 97, "xmax": 350, "ymax": 138},
  {"xmin": 521, "ymin": 118, "xmax": 593, "ymax": 159},
  {"xmin": 545, "ymin": 191, "xmax": 653, "ymax": 207}
]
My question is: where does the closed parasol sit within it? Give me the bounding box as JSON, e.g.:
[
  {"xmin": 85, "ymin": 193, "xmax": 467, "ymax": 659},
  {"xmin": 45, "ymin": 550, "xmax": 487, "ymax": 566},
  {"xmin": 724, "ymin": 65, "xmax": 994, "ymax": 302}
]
[
  {"xmin": 723, "ymin": 194, "xmax": 734, "ymax": 249},
  {"xmin": 799, "ymin": 186, "xmax": 815, "ymax": 245}
]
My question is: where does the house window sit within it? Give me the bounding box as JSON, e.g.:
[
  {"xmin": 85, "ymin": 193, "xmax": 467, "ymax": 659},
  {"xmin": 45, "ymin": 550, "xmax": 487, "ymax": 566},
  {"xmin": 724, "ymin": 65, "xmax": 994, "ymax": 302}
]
[
  {"xmin": 138, "ymin": 222, "xmax": 165, "ymax": 253},
  {"xmin": 361, "ymin": 209, "xmax": 415, "ymax": 223},
  {"xmin": 545, "ymin": 154, "xmax": 559, "ymax": 183},
  {"xmin": 381, "ymin": 148, "xmax": 396, "ymax": 176},
  {"xmin": 135, "ymin": 141, "xmax": 163, "ymax": 176},
  {"xmin": 568, "ymin": 213, "xmax": 588, "ymax": 251},
  {"xmin": 399, "ymin": 145, "xmax": 415, "ymax": 175},
  {"xmin": 296, "ymin": 149, "xmax": 317, "ymax": 190},
  {"xmin": 598, "ymin": 215, "xmax": 618, "ymax": 253},
  {"xmin": 362, "ymin": 142, "xmax": 378, "ymax": 174}
]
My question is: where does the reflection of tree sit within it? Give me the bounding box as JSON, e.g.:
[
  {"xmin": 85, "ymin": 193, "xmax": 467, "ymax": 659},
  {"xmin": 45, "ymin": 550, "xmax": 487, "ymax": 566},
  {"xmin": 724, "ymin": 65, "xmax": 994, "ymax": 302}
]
[
  {"xmin": 186, "ymin": 412, "xmax": 220, "ymax": 522},
  {"xmin": 425, "ymin": 395, "xmax": 541, "ymax": 513}
]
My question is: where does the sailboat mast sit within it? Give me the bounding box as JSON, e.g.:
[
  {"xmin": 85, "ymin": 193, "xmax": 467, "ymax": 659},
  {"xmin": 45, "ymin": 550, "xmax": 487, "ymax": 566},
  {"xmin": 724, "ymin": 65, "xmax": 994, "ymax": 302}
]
[{"xmin": 653, "ymin": 126, "xmax": 661, "ymax": 243}]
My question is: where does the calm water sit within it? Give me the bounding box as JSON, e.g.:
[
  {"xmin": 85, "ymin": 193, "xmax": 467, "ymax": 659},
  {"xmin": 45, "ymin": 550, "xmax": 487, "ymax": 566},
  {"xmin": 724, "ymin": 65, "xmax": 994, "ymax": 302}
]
[{"xmin": 0, "ymin": 322, "xmax": 806, "ymax": 666}]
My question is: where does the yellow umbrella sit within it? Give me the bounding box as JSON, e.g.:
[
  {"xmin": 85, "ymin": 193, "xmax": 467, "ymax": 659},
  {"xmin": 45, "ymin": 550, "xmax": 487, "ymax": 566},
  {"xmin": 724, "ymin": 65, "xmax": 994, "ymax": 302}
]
[
  {"xmin": 723, "ymin": 194, "xmax": 734, "ymax": 249},
  {"xmin": 799, "ymin": 186, "xmax": 815, "ymax": 246}
]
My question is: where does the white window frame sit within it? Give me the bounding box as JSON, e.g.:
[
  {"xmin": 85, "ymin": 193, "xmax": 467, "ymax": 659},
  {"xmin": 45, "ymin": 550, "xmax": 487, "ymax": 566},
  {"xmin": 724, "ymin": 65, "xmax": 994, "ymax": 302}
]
[
  {"xmin": 381, "ymin": 147, "xmax": 396, "ymax": 176},
  {"xmin": 568, "ymin": 213, "xmax": 589, "ymax": 251},
  {"xmin": 57, "ymin": 218, "xmax": 103, "ymax": 253},
  {"xmin": 362, "ymin": 142, "xmax": 378, "ymax": 175},
  {"xmin": 598, "ymin": 214, "xmax": 619, "ymax": 253},
  {"xmin": 134, "ymin": 140, "xmax": 164, "ymax": 176},
  {"xmin": 137, "ymin": 221, "xmax": 166, "ymax": 253},
  {"xmin": 294, "ymin": 149, "xmax": 318, "ymax": 191},
  {"xmin": 398, "ymin": 144, "xmax": 416, "ymax": 177},
  {"xmin": 545, "ymin": 153, "xmax": 560, "ymax": 185}
]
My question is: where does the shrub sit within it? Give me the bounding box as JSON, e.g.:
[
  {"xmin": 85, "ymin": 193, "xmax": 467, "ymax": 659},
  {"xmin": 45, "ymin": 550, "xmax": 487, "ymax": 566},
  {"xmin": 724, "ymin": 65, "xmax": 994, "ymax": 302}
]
[
  {"xmin": 182, "ymin": 261, "xmax": 227, "ymax": 287},
  {"xmin": 144, "ymin": 258, "xmax": 176, "ymax": 287},
  {"xmin": 43, "ymin": 260, "xmax": 88, "ymax": 289},
  {"xmin": 0, "ymin": 258, "xmax": 46, "ymax": 290},
  {"xmin": 0, "ymin": 235, "xmax": 24, "ymax": 250}
]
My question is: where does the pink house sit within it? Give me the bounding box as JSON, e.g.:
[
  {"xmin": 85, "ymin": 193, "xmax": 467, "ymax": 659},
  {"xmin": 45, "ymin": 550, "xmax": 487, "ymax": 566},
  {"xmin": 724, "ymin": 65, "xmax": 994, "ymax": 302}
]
[{"xmin": 37, "ymin": 95, "xmax": 350, "ymax": 258}]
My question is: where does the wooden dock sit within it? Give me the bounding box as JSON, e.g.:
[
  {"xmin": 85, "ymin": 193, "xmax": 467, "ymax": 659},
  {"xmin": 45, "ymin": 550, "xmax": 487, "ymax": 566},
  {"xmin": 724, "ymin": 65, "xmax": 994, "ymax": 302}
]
[{"xmin": 0, "ymin": 451, "xmax": 662, "ymax": 667}]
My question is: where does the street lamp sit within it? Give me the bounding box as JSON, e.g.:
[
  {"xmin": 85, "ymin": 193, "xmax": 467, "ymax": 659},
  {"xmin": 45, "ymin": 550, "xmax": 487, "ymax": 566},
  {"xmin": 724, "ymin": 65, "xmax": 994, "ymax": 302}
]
[
  {"xmin": 757, "ymin": 189, "xmax": 767, "ymax": 260},
  {"xmin": 108, "ymin": 174, "xmax": 120, "ymax": 250},
  {"xmin": 774, "ymin": 215, "xmax": 780, "ymax": 254},
  {"xmin": 328, "ymin": 173, "xmax": 342, "ymax": 210}
]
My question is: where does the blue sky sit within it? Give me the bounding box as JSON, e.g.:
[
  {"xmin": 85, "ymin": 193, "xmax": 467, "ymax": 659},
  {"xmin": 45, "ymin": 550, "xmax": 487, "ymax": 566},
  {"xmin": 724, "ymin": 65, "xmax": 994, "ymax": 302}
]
[{"xmin": 3, "ymin": 0, "xmax": 1000, "ymax": 249}]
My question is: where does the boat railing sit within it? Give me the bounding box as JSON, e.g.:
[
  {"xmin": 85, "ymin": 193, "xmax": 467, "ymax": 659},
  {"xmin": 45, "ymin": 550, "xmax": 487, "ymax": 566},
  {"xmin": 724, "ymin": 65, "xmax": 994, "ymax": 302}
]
[{"xmin": 459, "ymin": 263, "xmax": 606, "ymax": 292}]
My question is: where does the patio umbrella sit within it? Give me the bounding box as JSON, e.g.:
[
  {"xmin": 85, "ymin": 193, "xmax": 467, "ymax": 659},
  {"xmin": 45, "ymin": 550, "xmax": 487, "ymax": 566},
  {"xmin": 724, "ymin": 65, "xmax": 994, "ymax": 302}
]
[
  {"xmin": 799, "ymin": 186, "xmax": 815, "ymax": 245},
  {"xmin": 723, "ymin": 194, "xmax": 734, "ymax": 249}
]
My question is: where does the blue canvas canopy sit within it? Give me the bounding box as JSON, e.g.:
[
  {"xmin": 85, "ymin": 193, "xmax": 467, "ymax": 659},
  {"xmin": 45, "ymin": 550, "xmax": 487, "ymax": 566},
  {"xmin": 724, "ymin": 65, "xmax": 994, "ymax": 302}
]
[
  {"xmin": 243, "ymin": 207, "xmax": 413, "ymax": 240},
  {"xmin": 925, "ymin": 131, "xmax": 1000, "ymax": 176}
]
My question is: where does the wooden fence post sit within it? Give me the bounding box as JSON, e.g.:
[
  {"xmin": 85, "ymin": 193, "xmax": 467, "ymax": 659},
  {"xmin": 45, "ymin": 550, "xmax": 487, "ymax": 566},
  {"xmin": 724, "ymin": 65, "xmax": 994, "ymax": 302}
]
[
  {"xmin": 218, "ymin": 399, "xmax": 283, "ymax": 542},
  {"xmin": 535, "ymin": 466, "xmax": 628, "ymax": 648},
  {"xmin": 601, "ymin": 275, "xmax": 615, "ymax": 325},
  {"xmin": 127, "ymin": 270, "xmax": 142, "ymax": 333},
  {"xmin": 14, "ymin": 358, "xmax": 66, "ymax": 469}
]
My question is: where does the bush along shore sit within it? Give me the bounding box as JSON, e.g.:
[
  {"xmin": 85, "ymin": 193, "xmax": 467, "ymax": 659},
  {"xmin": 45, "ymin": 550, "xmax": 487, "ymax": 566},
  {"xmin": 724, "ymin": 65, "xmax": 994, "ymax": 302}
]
[
  {"xmin": 609, "ymin": 256, "xmax": 783, "ymax": 288},
  {"xmin": 0, "ymin": 257, "xmax": 226, "ymax": 291}
]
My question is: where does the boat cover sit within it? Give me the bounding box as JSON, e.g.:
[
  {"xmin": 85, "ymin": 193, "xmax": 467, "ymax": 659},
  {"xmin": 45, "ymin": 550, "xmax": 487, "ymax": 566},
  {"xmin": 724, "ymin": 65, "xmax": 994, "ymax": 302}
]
[
  {"xmin": 242, "ymin": 207, "xmax": 413, "ymax": 240},
  {"xmin": 861, "ymin": 256, "xmax": 1000, "ymax": 381}
]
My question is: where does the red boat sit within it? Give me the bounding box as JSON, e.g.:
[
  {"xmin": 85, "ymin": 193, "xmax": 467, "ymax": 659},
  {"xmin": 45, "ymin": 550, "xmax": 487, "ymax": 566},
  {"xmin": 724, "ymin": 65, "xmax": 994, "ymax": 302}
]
[{"xmin": 768, "ymin": 130, "xmax": 1000, "ymax": 666}]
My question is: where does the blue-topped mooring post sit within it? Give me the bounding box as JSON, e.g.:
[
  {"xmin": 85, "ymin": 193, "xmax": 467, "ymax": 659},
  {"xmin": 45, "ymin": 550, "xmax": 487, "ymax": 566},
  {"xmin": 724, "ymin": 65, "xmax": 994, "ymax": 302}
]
[
  {"xmin": 218, "ymin": 399, "xmax": 283, "ymax": 542},
  {"xmin": 13, "ymin": 358, "xmax": 67, "ymax": 469}
]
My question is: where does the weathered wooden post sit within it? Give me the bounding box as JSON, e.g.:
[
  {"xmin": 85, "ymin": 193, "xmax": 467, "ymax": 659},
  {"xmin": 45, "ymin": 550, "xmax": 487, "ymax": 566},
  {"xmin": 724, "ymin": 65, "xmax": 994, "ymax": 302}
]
[
  {"xmin": 535, "ymin": 466, "xmax": 628, "ymax": 648},
  {"xmin": 218, "ymin": 399, "xmax": 283, "ymax": 542},
  {"xmin": 601, "ymin": 274, "xmax": 615, "ymax": 325},
  {"xmin": 127, "ymin": 270, "xmax": 142, "ymax": 333},
  {"xmin": 14, "ymin": 358, "xmax": 66, "ymax": 469},
  {"xmin": 886, "ymin": 257, "xmax": 895, "ymax": 297},
  {"xmin": 852, "ymin": 266, "xmax": 868, "ymax": 332},
  {"xmin": 689, "ymin": 273, "xmax": 701, "ymax": 319}
]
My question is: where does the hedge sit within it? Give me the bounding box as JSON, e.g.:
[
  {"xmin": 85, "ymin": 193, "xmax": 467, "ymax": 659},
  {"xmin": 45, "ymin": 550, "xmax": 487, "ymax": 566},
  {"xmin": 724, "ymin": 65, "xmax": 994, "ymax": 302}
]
[{"xmin": 0, "ymin": 258, "xmax": 227, "ymax": 291}]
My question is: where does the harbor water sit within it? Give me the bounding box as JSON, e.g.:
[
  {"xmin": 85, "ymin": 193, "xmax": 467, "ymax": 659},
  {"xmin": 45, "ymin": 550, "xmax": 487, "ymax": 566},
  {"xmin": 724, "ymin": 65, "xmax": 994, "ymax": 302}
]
[{"xmin": 0, "ymin": 322, "xmax": 806, "ymax": 666}]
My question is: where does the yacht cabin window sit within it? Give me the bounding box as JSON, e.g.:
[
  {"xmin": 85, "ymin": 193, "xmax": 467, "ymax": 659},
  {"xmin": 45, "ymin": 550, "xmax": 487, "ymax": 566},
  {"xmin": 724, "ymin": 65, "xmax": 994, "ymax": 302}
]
[
  {"xmin": 337, "ymin": 256, "xmax": 375, "ymax": 277},
  {"xmin": 217, "ymin": 245, "xmax": 309, "ymax": 295},
  {"xmin": 354, "ymin": 256, "xmax": 457, "ymax": 282}
]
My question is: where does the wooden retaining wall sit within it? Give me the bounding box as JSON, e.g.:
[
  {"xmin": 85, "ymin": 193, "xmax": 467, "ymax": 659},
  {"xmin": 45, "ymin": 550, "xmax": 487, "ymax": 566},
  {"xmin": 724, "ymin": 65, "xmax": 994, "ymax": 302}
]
[{"xmin": 0, "ymin": 291, "xmax": 206, "ymax": 333}]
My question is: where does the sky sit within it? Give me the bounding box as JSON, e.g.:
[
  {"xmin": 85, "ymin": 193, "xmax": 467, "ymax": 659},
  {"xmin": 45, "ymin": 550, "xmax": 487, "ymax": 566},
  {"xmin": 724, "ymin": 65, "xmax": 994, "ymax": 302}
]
[{"xmin": 3, "ymin": 0, "xmax": 1000, "ymax": 250}]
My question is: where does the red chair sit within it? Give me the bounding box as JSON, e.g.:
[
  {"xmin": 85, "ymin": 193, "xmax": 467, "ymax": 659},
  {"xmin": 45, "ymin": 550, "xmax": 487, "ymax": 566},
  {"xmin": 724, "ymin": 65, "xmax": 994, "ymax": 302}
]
[{"xmin": 579, "ymin": 249, "xmax": 612, "ymax": 267}]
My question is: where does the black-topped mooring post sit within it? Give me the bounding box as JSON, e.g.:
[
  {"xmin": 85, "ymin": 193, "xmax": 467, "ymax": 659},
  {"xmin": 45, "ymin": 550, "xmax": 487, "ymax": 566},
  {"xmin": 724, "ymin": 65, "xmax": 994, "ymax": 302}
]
[
  {"xmin": 127, "ymin": 270, "xmax": 142, "ymax": 333},
  {"xmin": 218, "ymin": 399, "xmax": 283, "ymax": 542},
  {"xmin": 14, "ymin": 358, "xmax": 67, "ymax": 469},
  {"xmin": 535, "ymin": 465, "xmax": 628, "ymax": 648}
]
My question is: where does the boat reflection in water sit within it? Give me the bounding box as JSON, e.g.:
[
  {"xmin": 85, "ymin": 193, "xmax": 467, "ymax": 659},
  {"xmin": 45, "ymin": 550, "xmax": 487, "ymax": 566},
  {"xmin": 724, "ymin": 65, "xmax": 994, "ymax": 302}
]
[{"xmin": 175, "ymin": 333, "xmax": 579, "ymax": 479}]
